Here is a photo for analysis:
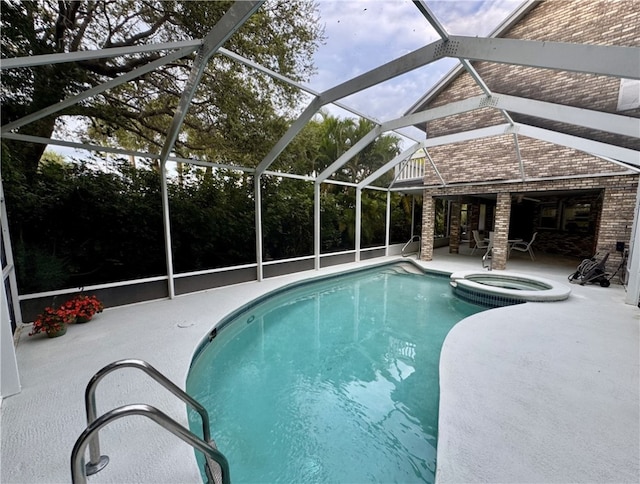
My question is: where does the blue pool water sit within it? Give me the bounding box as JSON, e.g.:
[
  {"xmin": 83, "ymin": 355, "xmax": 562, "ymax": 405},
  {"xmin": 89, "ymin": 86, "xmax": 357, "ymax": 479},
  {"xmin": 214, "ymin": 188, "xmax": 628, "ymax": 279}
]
[{"xmin": 187, "ymin": 263, "xmax": 485, "ymax": 483}]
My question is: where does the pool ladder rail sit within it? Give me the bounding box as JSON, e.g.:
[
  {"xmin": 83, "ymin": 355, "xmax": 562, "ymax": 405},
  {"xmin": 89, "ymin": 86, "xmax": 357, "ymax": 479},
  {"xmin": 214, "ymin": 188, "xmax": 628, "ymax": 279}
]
[
  {"xmin": 70, "ymin": 359, "xmax": 228, "ymax": 484},
  {"xmin": 401, "ymin": 235, "xmax": 421, "ymax": 258}
]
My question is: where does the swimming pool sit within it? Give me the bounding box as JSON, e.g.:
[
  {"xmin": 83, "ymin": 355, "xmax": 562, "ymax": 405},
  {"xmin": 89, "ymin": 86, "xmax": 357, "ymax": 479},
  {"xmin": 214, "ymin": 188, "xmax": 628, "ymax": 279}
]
[{"xmin": 186, "ymin": 263, "xmax": 485, "ymax": 483}]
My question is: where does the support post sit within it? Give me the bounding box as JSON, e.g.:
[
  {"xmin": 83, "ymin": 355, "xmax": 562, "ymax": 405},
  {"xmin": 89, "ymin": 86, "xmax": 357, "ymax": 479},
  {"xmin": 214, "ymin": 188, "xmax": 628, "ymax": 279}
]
[
  {"xmin": 355, "ymin": 188, "xmax": 362, "ymax": 262},
  {"xmin": 493, "ymin": 192, "xmax": 512, "ymax": 270},
  {"xmin": 156, "ymin": 1, "xmax": 264, "ymax": 298},
  {"xmin": 255, "ymin": 174, "xmax": 263, "ymax": 282},
  {"xmin": 625, "ymin": 182, "xmax": 640, "ymax": 305},
  {"xmin": 0, "ymin": 179, "xmax": 22, "ymax": 324},
  {"xmin": 159, "ymin": 163, "xmax": 175, "ymax": 298},
  {"xmin": 314, "ymin": 183, "xmax": 321, "ymax": 270},
  {"xmin": 1, "ymin": 280, "xmax": 21, "ymax": 398},
  {"xmin": 385, "ymin": 191, "xmax": 391, "ymax": 256},
  {"xmin": 420, "ymin": 193, "xmax": 434, "ymax": 261}
]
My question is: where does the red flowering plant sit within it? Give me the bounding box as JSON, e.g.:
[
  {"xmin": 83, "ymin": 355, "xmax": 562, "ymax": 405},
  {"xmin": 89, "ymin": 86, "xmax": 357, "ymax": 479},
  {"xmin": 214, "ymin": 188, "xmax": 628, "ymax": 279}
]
[
  {"xmin": 62, "ymin": 295, "xmax": 104, "ymax": 323},
  {"xmin": 29, "ymin": 306, "xmax": 77, "ymax": 336}
]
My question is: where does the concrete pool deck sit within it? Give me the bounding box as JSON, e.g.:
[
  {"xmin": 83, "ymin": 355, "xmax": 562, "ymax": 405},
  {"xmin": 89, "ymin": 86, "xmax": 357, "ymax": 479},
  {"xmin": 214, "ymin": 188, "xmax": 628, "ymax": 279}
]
[{"xmin": 1, "ymin": 250, "xmax": 638, "ymax": 483}]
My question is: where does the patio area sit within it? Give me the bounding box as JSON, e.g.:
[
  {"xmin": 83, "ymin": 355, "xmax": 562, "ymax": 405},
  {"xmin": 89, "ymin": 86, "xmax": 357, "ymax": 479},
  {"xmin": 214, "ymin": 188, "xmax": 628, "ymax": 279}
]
[{"xmin": 1, "ymin": 251, "xmax": 638, "ymax": 483}]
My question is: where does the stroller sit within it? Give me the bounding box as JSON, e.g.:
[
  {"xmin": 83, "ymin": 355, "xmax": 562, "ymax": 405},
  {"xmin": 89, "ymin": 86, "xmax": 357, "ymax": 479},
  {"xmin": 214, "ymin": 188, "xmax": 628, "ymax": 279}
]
[{"xmin": 568, "ymin": 251, "xmax": 611, "ymax": 287}]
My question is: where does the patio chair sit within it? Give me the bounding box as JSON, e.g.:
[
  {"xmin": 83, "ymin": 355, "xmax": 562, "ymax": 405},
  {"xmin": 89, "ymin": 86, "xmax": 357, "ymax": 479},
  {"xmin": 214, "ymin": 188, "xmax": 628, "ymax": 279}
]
[
  {"xmin": 471, "ymin": 230, "xmax": 489, "ymax": 255},
  {"xmin": 509, "ymin": 232, "xmax": 537, "ymax": 261}
]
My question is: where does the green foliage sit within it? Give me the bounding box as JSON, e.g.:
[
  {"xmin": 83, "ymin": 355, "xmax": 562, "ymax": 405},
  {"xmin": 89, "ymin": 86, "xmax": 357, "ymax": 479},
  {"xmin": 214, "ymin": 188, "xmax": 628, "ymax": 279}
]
[
  {"xmin": 434, "ymin": 198, "xmax": 448, "ymax": 237},
  {"xmin": 3, "ymin": 155, "xmax": 418, "ymax": 292},
  {"xmin": 169, "ymin": 168, "xmax": 257, "ymax": 272},
  {"xmin": 262, "ymin": 177, "xmax": 314, "ymax": 259},
  {"xmin": 389, "ymin": 194, "xmax": 422, "ymax": 245}
]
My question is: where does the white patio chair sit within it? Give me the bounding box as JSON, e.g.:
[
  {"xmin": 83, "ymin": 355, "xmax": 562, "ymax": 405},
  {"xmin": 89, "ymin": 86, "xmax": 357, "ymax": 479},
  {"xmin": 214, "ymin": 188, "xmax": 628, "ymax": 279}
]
[
  {"xmin": 471, "ymin": 230, "xmax": 489, "ymax": 255},
  {"xmin": 509, "ymin": 232, "xmax": 537, "ymax": 261}
]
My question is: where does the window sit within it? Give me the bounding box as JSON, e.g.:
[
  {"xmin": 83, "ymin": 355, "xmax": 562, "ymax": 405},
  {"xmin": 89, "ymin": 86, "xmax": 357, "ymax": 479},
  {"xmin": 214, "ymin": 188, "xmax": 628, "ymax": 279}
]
[
  {"xmin": 460, "ymin": 203, "xmax": 468, "ymax": 237},
  {"xmin": 538, "ymin": 203, "xmax": 559, "ymax": 229},
  {"xmin": 562, "ymin": 202, "xmax": 591, "ymax": 233}
]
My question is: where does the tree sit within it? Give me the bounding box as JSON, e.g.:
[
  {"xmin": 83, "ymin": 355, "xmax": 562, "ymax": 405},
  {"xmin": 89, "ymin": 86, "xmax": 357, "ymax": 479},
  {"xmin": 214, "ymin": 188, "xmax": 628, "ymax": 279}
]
[{"xmin": 1, "ymin": 0, "xmax": 323, "ymax": 178}]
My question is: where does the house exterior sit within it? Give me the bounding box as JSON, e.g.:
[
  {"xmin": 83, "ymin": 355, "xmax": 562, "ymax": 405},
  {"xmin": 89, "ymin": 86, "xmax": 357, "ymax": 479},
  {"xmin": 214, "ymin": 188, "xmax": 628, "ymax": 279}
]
[{"xmin": 409, "ymin": 0, "xmax": 639, "ymax": 274}]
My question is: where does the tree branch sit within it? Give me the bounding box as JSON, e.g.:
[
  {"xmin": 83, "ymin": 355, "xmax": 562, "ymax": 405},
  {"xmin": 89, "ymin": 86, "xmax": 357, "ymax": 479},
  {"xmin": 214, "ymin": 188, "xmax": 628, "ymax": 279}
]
[
  {"xmin": 54, "ymin": 1, "xmax": 81, "ymax": 52},
  {"xmin": 77, "ymin": 53, "xmax": 163, "ymax": 77},
  {"xmin": 70, "ymin": 1, "xmax": 98, "ymax": 51},
  {"xmin": 103, "ymin": 11, "xmax": 171, "ymax": 49}
]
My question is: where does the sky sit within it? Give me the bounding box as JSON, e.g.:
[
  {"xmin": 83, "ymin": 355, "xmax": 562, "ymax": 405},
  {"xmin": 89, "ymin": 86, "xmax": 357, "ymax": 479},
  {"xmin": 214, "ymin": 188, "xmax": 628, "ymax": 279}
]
[{"xmin": 308, "ymin": 0, "xmax": 524, "ymax": 142}]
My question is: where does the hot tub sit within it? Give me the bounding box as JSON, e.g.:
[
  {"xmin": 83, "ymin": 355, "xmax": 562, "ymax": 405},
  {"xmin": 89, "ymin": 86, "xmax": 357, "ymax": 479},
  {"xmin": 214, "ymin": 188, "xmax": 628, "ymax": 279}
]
[{"xmin": 449, "ymin": 270, "xmax": 571, "ymax": 307}]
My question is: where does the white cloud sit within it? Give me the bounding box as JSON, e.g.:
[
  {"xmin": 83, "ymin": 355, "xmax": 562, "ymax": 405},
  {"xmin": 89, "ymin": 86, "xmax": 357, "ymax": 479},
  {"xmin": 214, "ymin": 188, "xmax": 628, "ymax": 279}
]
[
  {"xmin": 310, "ymin": 0, "xmax": 525, "ymax": 123},
  {"xmin": 428, "ymin": 0, "xmax": 523, "ymax": 35},
  {"xmin": 311, "ymin": 0, "xmax": 440, "ymax": 90}
]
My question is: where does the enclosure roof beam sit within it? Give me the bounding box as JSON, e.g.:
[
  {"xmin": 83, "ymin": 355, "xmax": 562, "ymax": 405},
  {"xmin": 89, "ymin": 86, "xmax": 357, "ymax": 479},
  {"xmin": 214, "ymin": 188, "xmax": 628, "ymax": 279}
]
[
  {"xmin": 323, "ymin": 179, "xmax": 359, "ymax": 188},
  {"xmin": 412, "ymin": 0, "xmax": 449, "ymax": 39},
  {"xmin": 0, "ymin": 40, "xmax": 202, "ymax": 70},
  {"xmin": 592, "ymin": 155, "xmax": 640, "ymax": 174},
  {"xmin": 0, "ymin": 47, "xmax": 198, "ymax": 134},
  {"xmin": 492, "ymin": 93, "xmax": 640, "ymax": 138},
  {"xmin": 319, "ymin": 42, "xmax": 443, "ymax": 105},
  {"xmin": 255, "ymin": 97, "xmax": 324, "ymax": 175},
  {"xmin": 515, "ymin": 123, "xmax": 640, "ymax": 166},
  {"xmin": 312, "ymin": 86, "xmax": 639, "ymax": 188},
  {"xmin": 413, "ymin": 1, "xmax": 493, "ymax": 97},
  {"xmin": 158, "ymin": 1, "xmax": 264, "ymax": 165},
  {"xmin": 420, "ymin": 170, "xmax": 640, "ymax": 190},
  {"xmin": 316, "ymin": 126, "xmax": 383, "ymax": 183},
  {"xmin": 413, "ymin": 0, "xmax": 515, "ymax": 128},
  {"xmin": 258, "ymin": 31, "xmax": 635, "ymax": 176},
  {"xmin": 382, "ymin": 96, "xmax": 487, "ymax": 131},
  {"xmin": 447, "ymin": 35, "xmax": 639, "ymax": 79},
  {"xmin": 378, "ymin": 93, "xmax": 638, "ymax": 138},
  {"xmin": 424, "ymin": 149, "xmax": 447, "ymax": 186},
  {"xmin": 513, "ymin": 134, "xmax": 526, "ymax": 181},
  {"xmin": 319, "ymin": 36, "xmax": 637, "ymax": 110},
  {"xmin": 169, "ymin": 156, "xmax": 255, "ymax": 173},
  {"xmin": 424, "ymin": 124, "xmax": 515, "ymax": 147},
  {"xmin": 357, "ymin": 143, "xmax": 421, "ymax": 188},
  {"xmin": 263, "ymin": 171, "xmax": 315, "ymax": 182},
  {"xmin": 0, "ymin": 132, "xmax": 258, "ymax": 173},
  {"xmin": 0, "ymin": 132, "xmax": 160, "ymax": 158},
  {"xmin": 361, "ymin": 185, "xmax": 389, "ymax": 192}
]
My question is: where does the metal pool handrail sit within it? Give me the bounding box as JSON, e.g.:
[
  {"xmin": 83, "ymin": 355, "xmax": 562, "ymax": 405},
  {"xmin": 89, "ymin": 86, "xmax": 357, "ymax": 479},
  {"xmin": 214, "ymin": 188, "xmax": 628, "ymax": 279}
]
[
  {"xmin": 71, "ymin": 403, "xmax": 230, "ymax": 484},
  {"xmin": 82, "ymin": 359, "xmax": 212, "ymax": 476},
  {"xmin": 402, "ymin": 235, "xmax": 421, "ymax": 257}
]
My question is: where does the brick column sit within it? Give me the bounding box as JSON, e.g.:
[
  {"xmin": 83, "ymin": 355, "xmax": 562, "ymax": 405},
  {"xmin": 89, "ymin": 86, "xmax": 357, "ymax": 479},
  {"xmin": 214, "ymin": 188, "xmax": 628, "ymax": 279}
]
[
  {"xmin": 449, "ymin": 201, "xmax": 461, "ymax": 254},
  {"xmin": 597, "ymin": 183, "xmax": 637, "ymax": 271},
  {"xmin": 420, "ymin": 194, "xmax": 434, "ymax": 261},
  {"xmin": 493, "ymin": 192, "xmax": 511, "ymax": 270}
]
